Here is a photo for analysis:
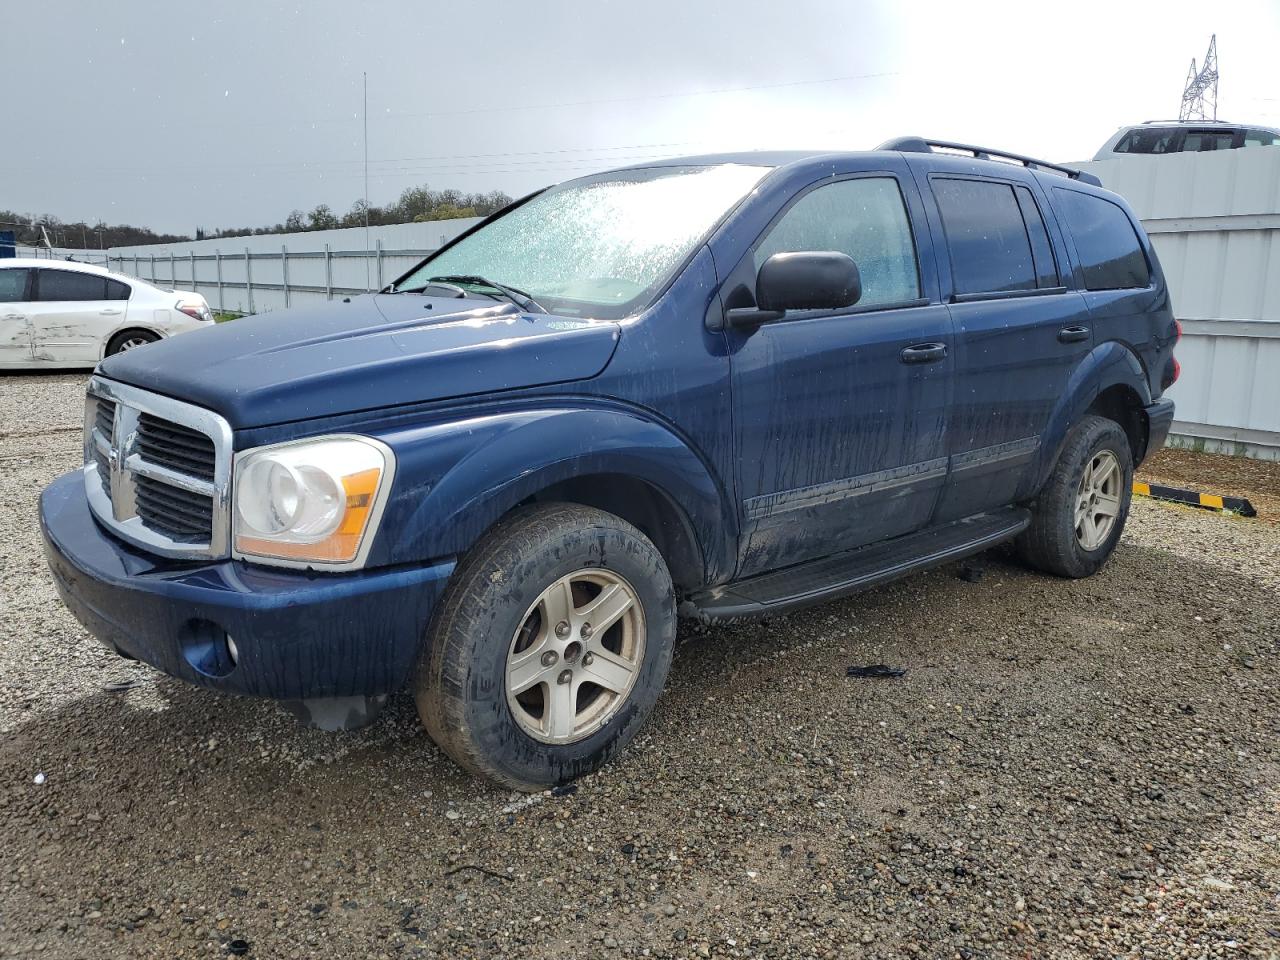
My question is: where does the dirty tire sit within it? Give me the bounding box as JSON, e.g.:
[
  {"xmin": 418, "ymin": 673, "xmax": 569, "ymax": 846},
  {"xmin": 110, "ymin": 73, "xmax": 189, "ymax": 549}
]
[
  {"xmin": 1017, "ymin": 414, "xmax": 1134, "ymax": 578},
  {"xmin": 417, "ymin": 503, "xmax": 676, "ymax": 791},
  {"xmin": 105, "ymin": 330, "xmax": 159, "ymax": 355}
]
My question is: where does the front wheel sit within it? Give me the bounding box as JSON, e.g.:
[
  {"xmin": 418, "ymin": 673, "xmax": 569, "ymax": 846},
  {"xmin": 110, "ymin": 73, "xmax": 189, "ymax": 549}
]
[
  {"xmin": 1017, "ymin": 415, "xmax": 1134, "ymax": 578},
  {"xmin": 417, "ymin": 503, "xmax": 676, "ymax": 790}
]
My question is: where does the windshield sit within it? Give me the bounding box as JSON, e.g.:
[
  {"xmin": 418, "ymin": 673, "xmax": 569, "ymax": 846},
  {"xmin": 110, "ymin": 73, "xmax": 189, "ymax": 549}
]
[{"xmin": 395, "ymin": 163, "xmax": 769, "ymax": 319}]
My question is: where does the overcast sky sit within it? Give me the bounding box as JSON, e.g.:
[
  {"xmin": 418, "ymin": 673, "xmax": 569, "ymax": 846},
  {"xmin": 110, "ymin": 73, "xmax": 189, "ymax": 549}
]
[{"xmin": 5, "ymin": 0, "xmax": 1279, "ymax": 235}]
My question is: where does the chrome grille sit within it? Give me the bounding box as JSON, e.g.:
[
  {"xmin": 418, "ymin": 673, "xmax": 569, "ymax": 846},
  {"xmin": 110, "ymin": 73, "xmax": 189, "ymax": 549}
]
[{"xmin": 83, "ymin": 376, "xmax": 233, "ymax": 560}]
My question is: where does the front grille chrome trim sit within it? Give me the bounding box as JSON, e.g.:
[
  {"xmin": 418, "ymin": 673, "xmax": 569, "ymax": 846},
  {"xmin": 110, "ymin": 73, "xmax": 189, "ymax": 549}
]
[{"xmin": 83, "ymin": 375, "xmax": 233, "ymax": 560}]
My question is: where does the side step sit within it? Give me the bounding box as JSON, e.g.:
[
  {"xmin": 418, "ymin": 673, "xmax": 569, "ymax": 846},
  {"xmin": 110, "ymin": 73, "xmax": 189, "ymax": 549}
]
[{"xmin": 685, "ymin": 508, "xmax": 1030, "ymax": 620}]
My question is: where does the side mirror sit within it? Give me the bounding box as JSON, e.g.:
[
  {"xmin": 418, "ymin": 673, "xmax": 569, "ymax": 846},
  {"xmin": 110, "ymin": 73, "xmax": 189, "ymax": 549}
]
[{"xmin": 726, "ymin": 252, "xmax": 862, "ymax": 330}]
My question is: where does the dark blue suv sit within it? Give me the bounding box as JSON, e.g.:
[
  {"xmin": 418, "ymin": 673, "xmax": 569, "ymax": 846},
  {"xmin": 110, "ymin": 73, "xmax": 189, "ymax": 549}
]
[{"xmin": 41, "ymin": 138, "xmax": 1178, "ymax": 788}]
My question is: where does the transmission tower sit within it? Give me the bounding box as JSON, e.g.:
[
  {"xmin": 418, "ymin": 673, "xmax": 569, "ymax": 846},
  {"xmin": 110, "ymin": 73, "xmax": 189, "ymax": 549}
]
[{"xmin": 1179, "ymin": 34, "xmax": 1219, "ymax": 121}]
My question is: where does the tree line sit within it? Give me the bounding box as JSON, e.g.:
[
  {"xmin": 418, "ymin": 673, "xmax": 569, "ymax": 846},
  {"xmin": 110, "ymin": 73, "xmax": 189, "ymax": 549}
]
[{"xmin": 0, "ymin": 184, "xmax": 514, "ymax": 250}]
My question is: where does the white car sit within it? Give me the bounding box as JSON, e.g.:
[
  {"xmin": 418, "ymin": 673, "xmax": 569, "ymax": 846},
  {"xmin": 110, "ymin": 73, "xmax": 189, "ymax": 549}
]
[
  {"xmin": 1093, "ymin": 121, "xmax": 1280, "ymax": 160},
  {"xmin": 0, "ymin": 258, "xmax": 214, "ymax": 369}
]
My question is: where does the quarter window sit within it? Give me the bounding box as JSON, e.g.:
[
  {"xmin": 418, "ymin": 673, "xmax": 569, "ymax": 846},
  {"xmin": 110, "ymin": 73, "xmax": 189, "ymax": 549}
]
[
  {"xmin": 1245, "ymin": 129, "xmax": 1279, "ymax": 147},
  {"xmin": 106, "ymin": 279, "xmax": 131, "ymax": 301},
  {"xmin": 36, "ymin": 269, "xmax": 109, "ymax": 302},
  {"xmin": 1055, "ymin": 190, "xmax": 1151, "ymax": 291},
  {"xmin": 933, "ymin": 178, "xmax": 1039, "ymax": 296},
  {"xmin": 0, "ymin": 269, "xmax": 30, "ymax": 303},
  {"xmin": 753, "ymin": 177, "xmax": 920, "ymax": 308}
]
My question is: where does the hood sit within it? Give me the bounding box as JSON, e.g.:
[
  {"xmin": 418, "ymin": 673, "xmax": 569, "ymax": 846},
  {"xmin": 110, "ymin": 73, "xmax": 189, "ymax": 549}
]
[{"xmin": 98, "ymin": 294, "xmax": 620, "ymax": 429}]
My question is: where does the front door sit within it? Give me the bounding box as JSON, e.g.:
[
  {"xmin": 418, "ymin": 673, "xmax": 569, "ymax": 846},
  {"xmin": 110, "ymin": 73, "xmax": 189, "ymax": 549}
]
[
  {"xmin": 0, "ymin": 268, "xmax": 33, "ymax": 363},
  {"xmin": 725, "ymin": 170, "xmax": 954, "ymax": 577},
  {"xmin": 29, "ymin": 268, "xmax": 127, "ymax": 363}
]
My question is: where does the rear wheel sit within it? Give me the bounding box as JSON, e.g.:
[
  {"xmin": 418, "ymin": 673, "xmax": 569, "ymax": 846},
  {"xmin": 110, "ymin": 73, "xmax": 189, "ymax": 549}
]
[
  {"xmin": 417, "ymin": 503, "xmax": 676, "ymax": 790},
  {"xmin": 1017, "ymin": 415, "xmax": 1134, "ymax": 578},
  {"xmin": 106, "ymin": 330, "xmax": 159, "ymax": 355}
]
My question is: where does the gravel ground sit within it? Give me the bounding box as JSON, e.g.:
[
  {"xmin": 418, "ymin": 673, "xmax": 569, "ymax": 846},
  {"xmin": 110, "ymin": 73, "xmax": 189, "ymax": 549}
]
[{"xmin": 2, "ymin": 372, "xmax": 1278, "ymax": 960}]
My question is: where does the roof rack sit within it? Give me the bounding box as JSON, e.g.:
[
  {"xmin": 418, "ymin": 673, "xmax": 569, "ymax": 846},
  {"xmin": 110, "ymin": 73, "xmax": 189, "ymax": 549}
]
[{"xmin": 877, "ymin": 137, "xmax": 1102, "ymax": 187}]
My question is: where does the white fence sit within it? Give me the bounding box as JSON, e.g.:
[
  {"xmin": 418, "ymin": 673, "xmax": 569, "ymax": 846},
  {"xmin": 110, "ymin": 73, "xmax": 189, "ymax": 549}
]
[
  {"xmin": 105, "ymin": 218, "xmax": 482, "ymax": 315},
  {"xmin": 1079, "ymin": 149, "xmax": 1280, "ymax": 459},
  {"xmin": 79, "ymin": 149, "xmax": 1280, "ymax": 459}
]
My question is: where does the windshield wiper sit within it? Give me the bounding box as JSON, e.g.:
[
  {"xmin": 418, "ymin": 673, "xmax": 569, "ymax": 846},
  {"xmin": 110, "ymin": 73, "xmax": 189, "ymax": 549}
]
[{"xmin": 399, "ymin": 274, "xmax": 546, "ymax": 313}]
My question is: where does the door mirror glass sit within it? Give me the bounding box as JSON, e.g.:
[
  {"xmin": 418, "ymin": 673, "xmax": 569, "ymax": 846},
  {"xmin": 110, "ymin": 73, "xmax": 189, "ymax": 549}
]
[{"xmin": 756, "ymin": 251, "xmax": 861, "ymax": 313}]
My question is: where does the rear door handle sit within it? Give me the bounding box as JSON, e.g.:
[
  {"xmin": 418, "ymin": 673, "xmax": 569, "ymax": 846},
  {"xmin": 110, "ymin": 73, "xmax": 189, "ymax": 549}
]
[
  {"xmin": 900, "ymin": 342, "xmax": 947, "ymax": 364},
  {"xmin": 99, "ymin": 309, "xmax": 122, "ymax": 316},
  {"xmin": 2, "ymin": 314, "xmax": 24, "ymax": 320},
  {"xmin": 1057, "ymin": 325, "xmax": 1090, "ymax": 344}
]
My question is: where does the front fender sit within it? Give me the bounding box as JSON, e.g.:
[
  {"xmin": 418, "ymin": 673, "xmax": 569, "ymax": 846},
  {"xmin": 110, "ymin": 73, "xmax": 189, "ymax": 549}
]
[
  {"xmin": 365, "ymin": 405, "xmax": 735, "ymax": 583},
  {"xmin": 1025, "ymin": 341, "xmax": 1152, "ymax": 496}
]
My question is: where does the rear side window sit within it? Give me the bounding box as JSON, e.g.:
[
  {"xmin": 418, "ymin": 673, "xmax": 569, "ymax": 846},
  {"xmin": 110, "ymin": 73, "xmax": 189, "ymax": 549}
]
[
  {"xmin": 0, "ymin": 268, "xmax": 30, "ymax": 303},
  {"xmin": 1182, "ymin": 130, "xmax": 1236, "ymax": 152},
  {"xmin": 1055, "ymin": 190, "xmax": 1151, "ymax": 291},
  {"xmin": 933, "ymin": 178, "xmax": 1038, "ymax": 295},
  {"xmin": 106, "ymin": 279, "xmax": 131, "ymax": 301},
  {"xmin": 754, "ymin": 177, "xmax": 920, "ymax": 307},
  {"xmin": 36, "ymin": 269, "xmax": 108, "ymax": 302},
  {"xmin": 1114, "ymin": 128, "xmax": 1178, "ymax": 154}
]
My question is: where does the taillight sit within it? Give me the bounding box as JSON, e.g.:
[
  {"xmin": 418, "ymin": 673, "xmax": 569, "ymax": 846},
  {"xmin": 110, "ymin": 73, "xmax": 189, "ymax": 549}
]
[
  {"xmin": 1172, "ymin": 357, "xmax": 1181, "ymax": 384},
  {"xmin": 176, "ymin": 299, "xmax": 211, "ymax": 322},
  {"xmin": 1174, "ymin": 319, "xmax": 1183, "ymax": 343}
]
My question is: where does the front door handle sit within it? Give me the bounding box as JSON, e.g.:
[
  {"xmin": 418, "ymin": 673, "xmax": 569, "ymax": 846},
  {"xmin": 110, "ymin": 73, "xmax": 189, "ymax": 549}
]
[
  {"xmin": 99, "ymin": 309, "xmax": 122, "ymax": 316},
  {"xmin": 2, "ymin": 314, "xmax": 24, "ymax": 320},
  {"xmin": 1057, "ymin": 325, "xmax": 1090, "ymax": 344},
  {"xmin": 900, "ymin": 342, "xmax": 947, "ymax": 364}
]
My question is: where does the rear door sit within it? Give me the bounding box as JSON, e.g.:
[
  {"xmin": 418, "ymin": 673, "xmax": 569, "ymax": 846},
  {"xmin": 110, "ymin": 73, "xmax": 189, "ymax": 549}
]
[
  {"xmin": 911, "ymin": 167, "xmax": 1093, "ymax": 521},
  {"xmin": 29, "ymin": 269, "xmax": 127, "ymax": 362},
  {"xmin": 0, "ymin": 268, "xmax": 34, "ymax": 363}
]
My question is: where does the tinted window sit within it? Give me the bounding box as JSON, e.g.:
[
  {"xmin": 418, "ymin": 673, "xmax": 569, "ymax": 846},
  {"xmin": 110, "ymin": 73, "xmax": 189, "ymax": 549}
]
[
  {"xmin": 37, "ymin": 269, "xmax": 108, "ymax": 302},
  {"xmin": 1183, "ymin": 131, "xmax": 1236, "ymax": 152},
  {"xmin": 1014, "ymin": 186, "xmax": 1060, "ymax": 288},
  {"xmin": 754, "ymin": 177, "xmax": 920, "ymax": 307},
  {"xmin": 1245, "ymin": 129, "xmax": 1279, "ymax": 147},
  {"xmin": 1055, "ymin": 190, "xmax": 1151, "ymax": 291},
  {"xmin": 933, "ymin": 178, "xmax": 1036, "ymax": 295},
  {"xmin": 1114, "ymin": 128, "xmax": 1178, "ymax": 154},
  {"xmin": 0, "ymin": 268, "xmax": 30, "ymax": 303},
  {"xmin": 106, "ymin": 279, "xmax": 131, "ymax": 301}
]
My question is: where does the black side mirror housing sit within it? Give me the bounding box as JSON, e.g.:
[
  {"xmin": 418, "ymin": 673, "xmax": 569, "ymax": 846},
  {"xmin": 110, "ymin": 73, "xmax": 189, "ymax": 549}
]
[{"xmin": 725, "ymin": 251, "xmax": 862, "ymax": 330}]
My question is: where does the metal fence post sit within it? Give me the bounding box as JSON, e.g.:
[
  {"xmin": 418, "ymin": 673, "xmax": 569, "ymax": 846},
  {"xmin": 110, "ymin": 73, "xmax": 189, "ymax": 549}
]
[
  {"xmin": 215, "ymin": 249, "xmax": 223, "ymax": 311},
  {"xmin": 281, "ymin": 244, "xmax": 290, "ymax": 307},
  {"xmin": 150, "ymin": 254, "xmax": 156, "ymax": 285},
  {"xmin": 324, "ymin": 244, "xmax": 332, "ymax": 300},
  {"xmin": 189, "ymin": 251, "xmax": 197, "ymax": 294},
  {"xmin": 244, "ymin": 248, "xmax": 254, "ymax": 314},
  {"xmin": 169, "ymin": 252, "xmax": 176, "ymax": 289},
  {"xmin": 376, "ymin": 239, "xmax": 384, "ymax": 290}
]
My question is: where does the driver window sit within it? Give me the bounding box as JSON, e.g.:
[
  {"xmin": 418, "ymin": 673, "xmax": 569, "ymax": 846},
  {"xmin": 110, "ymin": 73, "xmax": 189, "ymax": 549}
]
[{"xmin": 753, "ymin": 177, "xmax": 920, "ymax": 307}]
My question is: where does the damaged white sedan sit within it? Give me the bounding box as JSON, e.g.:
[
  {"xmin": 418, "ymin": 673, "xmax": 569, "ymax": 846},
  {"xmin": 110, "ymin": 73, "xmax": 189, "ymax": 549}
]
[{"xmin": 0, "ymin": 258, "xmax": 213, "ymax": 368}]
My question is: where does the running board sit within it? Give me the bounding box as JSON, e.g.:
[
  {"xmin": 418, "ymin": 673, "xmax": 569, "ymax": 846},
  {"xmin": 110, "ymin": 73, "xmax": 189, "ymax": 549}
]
[{"xmin": 685, "ymin": 508, "xmax": 1030, "ymax": 620}]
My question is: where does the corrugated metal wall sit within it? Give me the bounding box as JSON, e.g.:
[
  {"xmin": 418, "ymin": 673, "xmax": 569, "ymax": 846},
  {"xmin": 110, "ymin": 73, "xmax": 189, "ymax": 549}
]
[{"xmin": 1079, "ymin": 149, "xmax": 1280, "ymax": 459}]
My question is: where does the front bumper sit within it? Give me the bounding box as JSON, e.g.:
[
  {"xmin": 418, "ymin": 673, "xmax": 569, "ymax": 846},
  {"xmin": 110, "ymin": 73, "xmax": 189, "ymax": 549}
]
[
  {"xmin": 1142, "ymin": 397, "xmax": 1176, "ymax": 464},
  {"xmin": 40, "ymin": 471, "xmax": 454, "ymax": 700}
]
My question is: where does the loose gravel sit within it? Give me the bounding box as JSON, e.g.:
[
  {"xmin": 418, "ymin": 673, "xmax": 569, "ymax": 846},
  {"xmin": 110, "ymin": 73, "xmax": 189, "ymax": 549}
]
[{"xmin": 2, "ymin": 372, "xmax": 1278, "ymax": 959}]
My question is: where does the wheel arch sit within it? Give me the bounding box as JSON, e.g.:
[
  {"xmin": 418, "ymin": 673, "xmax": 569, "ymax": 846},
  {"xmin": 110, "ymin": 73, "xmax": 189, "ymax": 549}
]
[
  {"xmin": 369, "ymin": 405, "xmax": 737, "ymax": 589},
  {"xmin": 1026, "ymin": 341, "xmax": 1153, "ymax": 496}
]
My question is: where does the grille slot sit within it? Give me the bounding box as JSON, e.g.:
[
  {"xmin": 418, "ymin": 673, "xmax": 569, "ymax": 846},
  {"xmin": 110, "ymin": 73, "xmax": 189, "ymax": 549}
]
[
  {"xmin": 136, "ymin": 413, "xmax": 216, "ymax": 482},
  {"xmin": 134, "ymin": 474, "xmax": 213, "ymax": 541},
  {"xmin": 95, "ymin": 398, "xmax": 116, "ymax": 442}
]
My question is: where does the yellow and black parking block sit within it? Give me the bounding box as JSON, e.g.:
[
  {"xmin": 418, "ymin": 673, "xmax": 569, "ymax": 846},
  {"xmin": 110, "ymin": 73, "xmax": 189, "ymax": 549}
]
[{"xmin": 1132, "ymin": 481, "xmax": 1257, "ymax": 518}]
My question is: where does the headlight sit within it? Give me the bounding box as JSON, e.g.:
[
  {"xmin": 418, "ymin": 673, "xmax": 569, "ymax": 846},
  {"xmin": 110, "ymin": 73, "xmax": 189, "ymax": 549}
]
[{"xmin": 232, "ymin": 436, "xmax": 394, "ymax": 568}]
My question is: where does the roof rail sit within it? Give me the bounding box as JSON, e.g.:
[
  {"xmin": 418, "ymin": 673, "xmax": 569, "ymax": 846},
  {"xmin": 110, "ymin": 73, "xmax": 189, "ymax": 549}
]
[{"xmin": 877, "ymin": 136, "xmax": 1102, "ymax": 187}]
